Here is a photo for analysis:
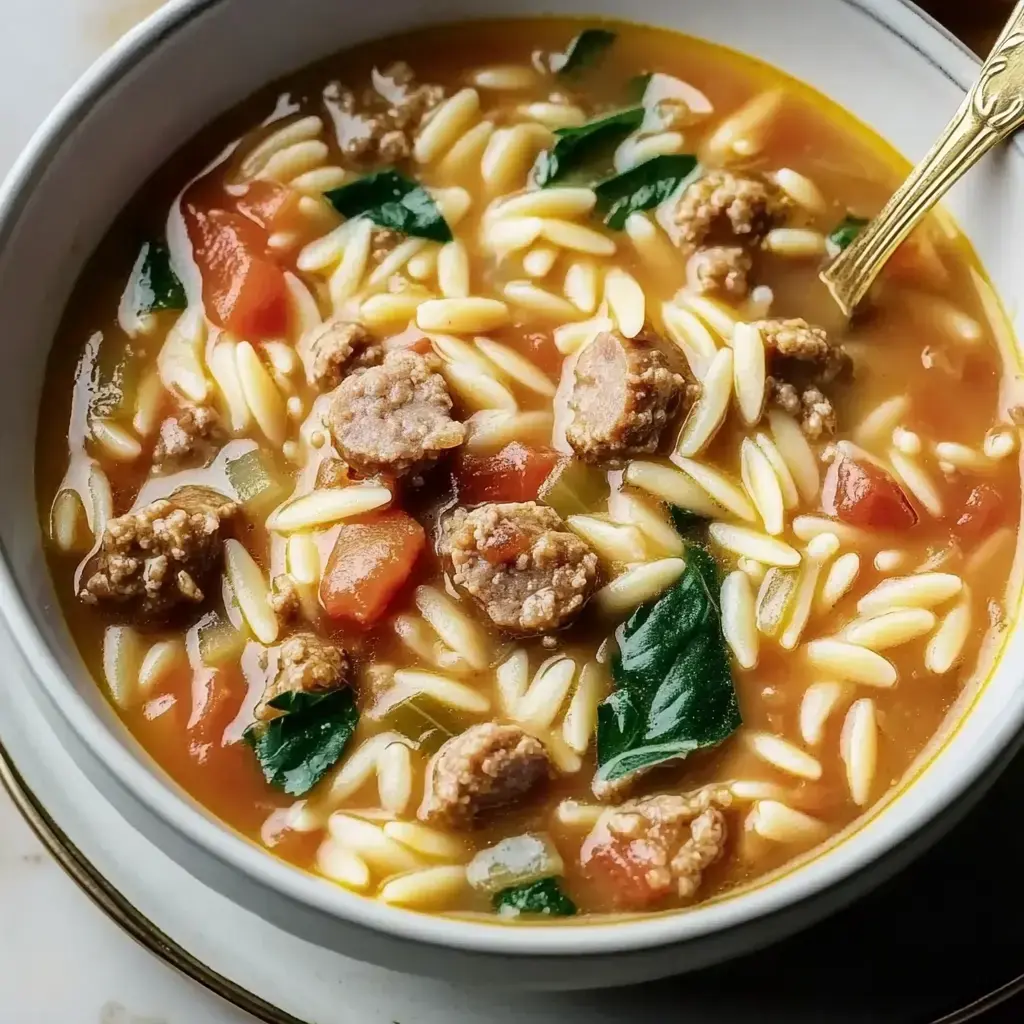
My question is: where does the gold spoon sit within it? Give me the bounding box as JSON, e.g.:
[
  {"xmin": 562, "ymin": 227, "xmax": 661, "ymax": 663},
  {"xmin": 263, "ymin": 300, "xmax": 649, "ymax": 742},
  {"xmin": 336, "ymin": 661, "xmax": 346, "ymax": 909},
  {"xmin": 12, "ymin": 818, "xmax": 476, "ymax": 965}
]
[{"xmin": 821, "ymin": 0, "xmax": 1024, "ymax": 315}]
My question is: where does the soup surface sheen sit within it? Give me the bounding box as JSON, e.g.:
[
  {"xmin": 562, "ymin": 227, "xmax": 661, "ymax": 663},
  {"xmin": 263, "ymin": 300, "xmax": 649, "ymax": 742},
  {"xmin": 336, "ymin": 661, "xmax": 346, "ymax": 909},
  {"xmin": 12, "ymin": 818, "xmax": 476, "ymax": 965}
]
[{"xmin": 37, "ymin": 18, "xmax": 1023, "ymax": 921}]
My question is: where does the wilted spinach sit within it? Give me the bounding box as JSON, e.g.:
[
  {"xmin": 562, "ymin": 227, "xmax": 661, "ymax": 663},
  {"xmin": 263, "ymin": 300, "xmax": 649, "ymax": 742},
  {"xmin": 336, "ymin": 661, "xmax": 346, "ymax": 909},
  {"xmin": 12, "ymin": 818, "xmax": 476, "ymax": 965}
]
[
  {"xmin": 493, "ymin": 877, "xmax": 577, "ymax": 916},
  {"xmin": 594, "ymin": 153, "xmax": 699, "ymax": 229},
  {"xmin": 325, "ymin": 170, "xmax": 452, "ymax": 242},
  {"xmin": 532, "ymin": 107, "xmax": 644, "ymax": 187}
]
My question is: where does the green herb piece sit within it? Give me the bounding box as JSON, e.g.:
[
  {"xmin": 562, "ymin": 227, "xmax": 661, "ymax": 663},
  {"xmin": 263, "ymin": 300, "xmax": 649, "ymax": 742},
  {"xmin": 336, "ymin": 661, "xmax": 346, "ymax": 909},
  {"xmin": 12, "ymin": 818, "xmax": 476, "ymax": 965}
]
[
  {"xmin": 595, "ymin": 545, "xmax": 741, "ymax": 786},
  {"xmin": 325, "ymin": 170, "xmax": 452, "ymax": 242},
  {"xmin": 533, "ymin": 107, "xmax": 644, "ymax": 188},
  {"xmin": 594, "ymin": 154, "xmax": 700, "ymax": 229},
  {"xmin": 243, "ymin": 688, "xmax": 359, "ymax": 796},
  {"xmin": 376, "ymin": 693, "xmax": 470, "ymax": 754},
  {"xmin": 538, "ymin": 459, "xmax": 610, "ymax": 518},
  {"xmin": 493, "ymin": 877, "xmax": 577, "ymax": 917},
  {"xmin": 225, "ymin": 448, "xmax": 292, "ymax": 516},
  {"xmin": 554, "ymin": 28, "xmax": 616, "ymax": 77},
  {"xmin": 129, "ymin": 240, "xmax": 187, "ymax": 315},
  {"xmin": 827, "ymin": 214, "xmax": 868, "ymax": 254},
  {"xmin": 669, "ymin": 504, "xmax": 706, "ymax": 538}
]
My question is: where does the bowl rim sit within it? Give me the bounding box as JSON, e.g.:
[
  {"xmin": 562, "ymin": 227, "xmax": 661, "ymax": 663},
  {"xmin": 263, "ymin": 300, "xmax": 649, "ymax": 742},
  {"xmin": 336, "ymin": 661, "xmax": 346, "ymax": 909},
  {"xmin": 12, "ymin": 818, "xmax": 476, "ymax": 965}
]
[{"xmin": 0, "ymin": 0, "xmax": 1015, "ymax": 958}]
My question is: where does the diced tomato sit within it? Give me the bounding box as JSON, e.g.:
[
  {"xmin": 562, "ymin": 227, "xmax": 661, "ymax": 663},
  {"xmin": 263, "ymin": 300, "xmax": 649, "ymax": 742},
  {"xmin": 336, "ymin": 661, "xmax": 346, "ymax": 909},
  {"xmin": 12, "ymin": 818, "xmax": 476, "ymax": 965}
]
[
  {"xmin": 188, "ymin": 669, "xmax": 242, "ymax": 762},
  {"xmin": 320, "ymin": 510, "xmax": 426, "ymax": 626},
  {"xmin": 235, "ymin": 180, "xmax": 301, "ymax": 234},
  {"xmin": 184, "ymin": 204, "xmax": 288, "ymax": 338},
  {"xmin": 822, "ymin": 454, "xmax": 919, "ymax": 530},
  {"xmin": 580, "ymin": 825, "xmax": 673, "ymax": 910},
  {"xmin": 953, "ymin": 482, "xmax": 1006, "ymax": 547},
  {"xmin": 455, "ymin": 442, "xmax": 562, "ymax": 505}
]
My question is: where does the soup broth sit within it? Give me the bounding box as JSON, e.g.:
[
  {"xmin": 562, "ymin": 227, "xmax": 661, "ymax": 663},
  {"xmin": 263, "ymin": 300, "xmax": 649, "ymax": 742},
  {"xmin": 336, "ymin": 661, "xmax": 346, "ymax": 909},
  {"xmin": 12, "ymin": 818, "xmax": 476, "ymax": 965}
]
[{"xmin": 37, "ymin": 18, "xmax": 1021, "ymax": 920}]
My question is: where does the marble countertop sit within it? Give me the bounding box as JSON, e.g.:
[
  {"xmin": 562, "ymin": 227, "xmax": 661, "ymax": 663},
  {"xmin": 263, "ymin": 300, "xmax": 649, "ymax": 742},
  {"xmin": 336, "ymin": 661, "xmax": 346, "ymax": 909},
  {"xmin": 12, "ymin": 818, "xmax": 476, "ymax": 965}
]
[{"xmin": 0, "ymin": 2, "xmax": 1016, "ymax": 1022}]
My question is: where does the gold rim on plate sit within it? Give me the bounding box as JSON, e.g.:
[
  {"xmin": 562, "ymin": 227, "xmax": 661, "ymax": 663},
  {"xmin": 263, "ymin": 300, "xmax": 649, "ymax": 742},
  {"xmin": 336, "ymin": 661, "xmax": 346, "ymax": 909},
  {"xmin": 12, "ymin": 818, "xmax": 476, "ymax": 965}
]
[{"xmin": 0, "ymin": 732, "xmax": 1020, "ymax": 1024}]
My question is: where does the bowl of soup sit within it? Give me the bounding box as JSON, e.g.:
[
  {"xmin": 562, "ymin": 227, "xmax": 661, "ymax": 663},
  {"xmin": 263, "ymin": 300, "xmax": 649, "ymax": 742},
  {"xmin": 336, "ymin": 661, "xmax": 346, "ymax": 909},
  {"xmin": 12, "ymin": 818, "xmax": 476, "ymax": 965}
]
[{"xmin": 2, "ymin": 0, "xmax": 1023, "ymax": 989}]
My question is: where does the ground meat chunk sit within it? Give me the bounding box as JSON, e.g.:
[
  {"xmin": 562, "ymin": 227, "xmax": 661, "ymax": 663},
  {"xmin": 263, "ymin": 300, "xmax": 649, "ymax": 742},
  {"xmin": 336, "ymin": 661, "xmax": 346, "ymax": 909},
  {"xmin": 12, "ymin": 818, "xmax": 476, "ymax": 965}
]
[
  {"xmin": 79, "ymin": 486, "xmax": 238, "ymax": 620},
  {"xmin": 268, "ymin": 574, "xmax": 302, "ymax": 622},
  {"xmin": 665, "ymin": 170, "xmax": 789, "ymax": 253},
  {"xmin": 314, "ymin": 456, "xmax": 351, "ymax": 490},
  {"xmin": 444, "ymin": 502, "xmax": 599, "ymax": 634},
  {"xmin": 152, "ymin": 404, "xmax": 220, "ymax": 466},
  {"xmin": 327, "ymin": 349, "xmax": 465, "ymax": 477},
  {"xmin": 566, "ymin": 332, "xmax": 688, "ymax": 464},
  {"xmin": 304, "ymin": 317, "xmax": 382, "ymax": 391},
  {"xmin": 324, "ymin": 62, "xmax": 444, "ymax": 169},
  {"xmin": 419, "ymin": 722, "xmax": 554, "ymax": 828},
  {"xmin": 580, "ymin": 787, "xmax": 732, "ymax": 909},
  {"xmin": 755, "ymin": 318, "xmax": 852, "ymax": 439},
  {"xmin": 256, "ymin": 632, "xmax": 350, "ymax": 720},
  {"xmin": 686, "ymin": 246, "xmax": 751, "ymax": 299}
]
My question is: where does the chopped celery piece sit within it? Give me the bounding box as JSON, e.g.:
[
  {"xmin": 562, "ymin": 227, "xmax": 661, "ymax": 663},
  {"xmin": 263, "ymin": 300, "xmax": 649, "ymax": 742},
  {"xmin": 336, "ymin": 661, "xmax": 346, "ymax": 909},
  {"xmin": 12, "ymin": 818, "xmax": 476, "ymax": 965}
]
[
  {"xmin": 225, "ymin": 448, "xmax": 291, "ymax": 515},
  {"xmin": 755, "ymin": 567, "xmax": 798, "ymax": 637},
  {"xmin": 538, "ymin": 459, "xmax": 609, "ymax": 518},
  {"xmin": 377, "ymin": 693, "xmax": 470, "ymax": 754},
  {"xmin": 467, "ymin": 833, "xmax": 565, "ymax": 894},
  {"xmin": 197, "ymin": 611, "xmax": 247, "ymax": 667}
]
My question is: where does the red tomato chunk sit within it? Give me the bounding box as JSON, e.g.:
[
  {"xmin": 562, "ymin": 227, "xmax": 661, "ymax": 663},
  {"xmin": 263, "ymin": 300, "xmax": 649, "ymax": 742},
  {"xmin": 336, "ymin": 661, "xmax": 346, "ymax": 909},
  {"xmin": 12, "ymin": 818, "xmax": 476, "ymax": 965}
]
[
  {"xmin": 580, "ymin": 827, "xmax": 674, "ymax": 910},
  {"xmin": 184, "ymin": 204, "xmax": 288, "ymax": 339},
  {"xmin": 455, "ymin": 442, "xmax": 561, "ymax": 505},
  {"xmin": 235, "ymin": 180, "xmax": 301, "ymax": 234},
  {"xmin": 822, "ymin": 454, "xmax": 919, "ymax": 530},
  {"xmin": 953, "ymin": 482, "xmax": 1005, "ymax": 547},
  {"xmin": 320, "ymin": 511, "xmax": 426, "ymax": 626}
]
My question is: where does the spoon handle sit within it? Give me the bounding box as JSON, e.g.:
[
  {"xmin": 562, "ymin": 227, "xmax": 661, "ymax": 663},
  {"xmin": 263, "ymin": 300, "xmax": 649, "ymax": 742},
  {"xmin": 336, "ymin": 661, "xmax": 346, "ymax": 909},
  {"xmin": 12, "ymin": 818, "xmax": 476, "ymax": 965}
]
[{"xmin": 820, "ymin": 1, "xmax": 1024, "ymax": 315}]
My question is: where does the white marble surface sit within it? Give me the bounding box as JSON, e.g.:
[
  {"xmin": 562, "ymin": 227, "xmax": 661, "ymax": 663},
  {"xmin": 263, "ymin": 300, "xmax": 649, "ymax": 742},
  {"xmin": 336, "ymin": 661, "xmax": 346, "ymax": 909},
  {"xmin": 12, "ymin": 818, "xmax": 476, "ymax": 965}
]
[{"xmin": 0, "ymin": 4, "xmax": 263, "ymax": 1020}]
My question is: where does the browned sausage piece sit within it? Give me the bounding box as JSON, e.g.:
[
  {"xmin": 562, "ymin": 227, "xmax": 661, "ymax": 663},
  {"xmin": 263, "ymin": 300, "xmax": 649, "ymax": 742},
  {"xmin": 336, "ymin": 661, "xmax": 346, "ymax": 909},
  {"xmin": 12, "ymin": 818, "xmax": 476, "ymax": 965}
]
[
  {"xmin": 327, "ymin": 349, "xmax": 465, "ymax": 477},
  {"xmin": 79, "ymin": 485, "xmax": 238, "ymax": 620},
  {"xmin": 566, "ymin": 331, "xmax": 687, "ymax": 464},
  {"xmin": 419, "ymin": 722, "xmax": 554, "ymax": 829},
  {"xmin": 256, "ymin": 632, "xmax": 351, "ymax": 720},
  {"xmin": 444, "ymin": 502, "xmax": 599, "ymax": 634},
  {"xmin": 302, "ymin": 316, "xmax": 382, "ymax": 391}
]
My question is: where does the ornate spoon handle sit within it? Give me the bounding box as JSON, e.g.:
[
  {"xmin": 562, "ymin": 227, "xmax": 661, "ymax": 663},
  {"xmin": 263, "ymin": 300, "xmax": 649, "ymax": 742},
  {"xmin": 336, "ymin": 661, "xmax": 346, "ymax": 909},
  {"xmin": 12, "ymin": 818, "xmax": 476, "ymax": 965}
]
[{"xmin": 820, "ymin": 1, "xmax": 1024, "ymax": 315}]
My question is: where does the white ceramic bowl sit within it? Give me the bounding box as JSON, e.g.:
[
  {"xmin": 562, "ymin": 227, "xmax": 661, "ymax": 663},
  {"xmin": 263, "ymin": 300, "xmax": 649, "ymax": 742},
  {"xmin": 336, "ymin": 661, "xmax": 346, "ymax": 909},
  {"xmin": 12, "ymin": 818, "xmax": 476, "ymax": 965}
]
[{"xmin": 1, "ymin": 0, "xmax": 1022, "ymax": 990}]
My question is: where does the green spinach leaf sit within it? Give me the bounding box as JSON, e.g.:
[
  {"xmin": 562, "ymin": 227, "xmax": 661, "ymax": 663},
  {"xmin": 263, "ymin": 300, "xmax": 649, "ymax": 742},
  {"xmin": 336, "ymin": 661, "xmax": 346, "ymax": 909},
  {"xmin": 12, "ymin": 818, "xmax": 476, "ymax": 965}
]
[
  {"xmin": 533, "ymin": 107, "xmax": 644, "ymax": 188},
  {"xmin": 129, "ymin": 240, "xmax": 186, "ymax": 315},
  {"xmin": 594, "ymin": 153, "xmax": 700, "ymax": 229},
  {"xmin": 493, "ymin": 877, "xmax": 577, "ymax": 916},
  {"xmin": 827, "ymin": 213, "xmax": 868, "ymax": 254},
  {"xmin": 554, "ymin": 28, "xmax": 616, "ymax": 77},
  {"xmin": 669, "ymin": 504, "xmax": 706, "ymax": 538},
  {"xmin": 325, "ymin": 170, "xmax": 452, "ymax": 242},
  {"xmin": 595, "ymin": 545, "xmax": 741, "ymax": 785},
  {"xmin": 243, "ymin": 688, "xmax": 359, "ymax": 796}
]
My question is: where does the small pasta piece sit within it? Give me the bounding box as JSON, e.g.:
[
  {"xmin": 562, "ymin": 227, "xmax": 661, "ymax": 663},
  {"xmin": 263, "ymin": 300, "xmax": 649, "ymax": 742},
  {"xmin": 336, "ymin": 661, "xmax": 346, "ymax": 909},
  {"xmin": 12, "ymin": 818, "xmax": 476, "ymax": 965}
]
[
  {"xmin": 843, "ymin": 608, "xmax": 936, "ymax": 650},
  {"xmin": 430, "ymin": 186, "xmax": 473, "ymax": 227},
  {"xmin": 594, "ymin": 558, "xmax": 688, "ymax": 615},
  {"xmin": 803, "ymin": 639, "xmax": 896, "ymax": 687},
  {"xmin": 492, "ymin": 187, "xmax": 597, "ymax": 221},
  {"xmin": 840, "ymin": 699, "xmax": 878, "ymax": 807},
  {"xmin": 604, "ymin": 268, "xmax": 645, "ymax": 339},
  {"xmin": 748, "ymin": 733, "xmax": 822, "ymax": 780},
  {"xmin": 732, "ymin": 323, "xmax": 767, "ymax": 426},
  {"xmin": 515, "ymin": 657, "xmax": 577, "ymax": 730},
  {"xmin": 984, "ymin": 426, "xmax": 1018, "ymax": 460},
  {"xmin": 853, "ymin": 395, "xmax": 910, "ymax": 448},
  {"xmin": 925, "ymin": 594, "xmax": 972, "ymax": 674},
  {"xmin": 891, "ymin": 426, "xmax": 922, "ymax": 457},
  {"xmin": 239, "ymin": 115, "xmax": 323, "ymax": 180},
  {"xmin": 316, "ymin": 732, "xmax": 403, "ymax": 809},
  {"xmin": 89, "ymin": 464, "xmax": 113, "ymax": 535},
  {"xmin": 297, "ymin": 218, "xmax": 361, "ymax": 273},
  {"xmin": 674, "ymin": 293, "xmax": 738, "ymax": 344},
  {"xmin": 503, "ymin": 280, "xmax": 580, "ymax": 321},
  {"xmin": 763, "ymin": 228, "xmax": 827, "ymax": 258},
  {"xmin": 554, "ymin": 800, "xmax": 605, "ymax": 829},
  {"xmin": 417, "ymin": 297, "xmax": 510, "ymax": 334},
  {"xmin": 708, "ymin": 523, "xmax": 800, "ymax": 567},
  {"xmin": 470, "ymin": 64, "xmax": 538, "ymax": 90},
  {"xmin": 614, "ymin": 130, "xmax": 685, "ymax": 172},
  {"xmin": 772, "ymin": 168, "xmax": 827, "ymax": 215},
  {"xmin": 235, "ymin": 342, "xmax": 287, "ymax": 447},
  {"xmin": 791, "ymin": 515, "xmax": 869, "ymax": 548},
  {"xmin": 286, "ymin": 533, "xmax": 320, "ymax": 586},
  {"xmin": 393, "ymin": 614, "xmax": 449, "ymax": 667},
  {"xmin": 607, "ymin": 490, "xmax": 684, "ymax": 557},
  {"xmin": 360, "ymin": 292, "xmax": 425, "ymax": 331},
  {"xmin": 437, "ymin": 240, "xmax": 471, "ymax": 299},
  {"xmin": 661, "ymin": 301, "xmax": 719, "ymax": 381},
  {"xmin": 158, "ymin": 308, "xmax": 208, "ymax": 403},
  {"xmin": 624, "ymin": 212, "xmax": 681, "ymax": 279},
  {"xmin": 563, "ymin": 259, "xmax": 600, "ymax": 313},
  {"xmin": 753, "ymin": 433, "xmax": 799, "ymax": 510},
  {"xmin": 50, "ymin": 489, "xmax": 88, "ymax": 553},
  {"xmin": 138, "ymin": 639, "xmax": 187, "ymax": 696},
  {"xmin": 290, "ymin": 166, "xmax": 348, "ymax": 194},
  {"xmin": 730, "ymin": 780, "xmax": 790, "ymax": 802},
  {"xmin": 738, "ymin": 557, "xmax": 766, "ymax": 584},
  {"xmin": 328, "ymin": 814, "xmax": 423, "ymax": 875},
  {"xmin": 406, "ymin": 246, "xmax": 439, "ymax": 282},
  {"xmin": 721, "ymin": 571, "xmax": 758, "ymax": 669},
  {"xmin": 779, "ymin": 555, "xmax": 822, "ymax": 651},
  {"xmin": 553, "ymin": 316, "xmax": 613, "ymax": 356},
  {"xmin": 377, "ymin": 742, "xmax": 414, "ymax": 815},
  {"xmin": 102, "ymin": 625, "xmax": 146, "ymax": 709},
  {"xmin": 482, "ymin": 123, "xmax": 550, "ymax": 193},
  {"xmin": 856, "ymin": 573, "xmax": 963, "ymax": 616},
  {"xmin": 799, "ymin": 680, "xmax": 845, "ymax": 746},
  {"xmin": 267, "ymin": 486, "xmax": 391, "ymax": 532},
  {"xmin": 437, "ymin": 120, "xmax": 496, "ymax": 180},
  {"xmin": 496, "ymin": 648, "xmax": 530, "ymax": 717},
  {"xmin": 747, "ymin": 800, "xmax": 826, "ymax": 843},
  {"xmin": 414, "ymin": 585, "xmax": 492, "ymax": 670},
  {"xmin": 379, "ymin": 866, "xmax": 468, "ymax": 908},
  {"xmin": 441, "ymin": 362, "xmax": 519, "ymax": 412},
  {"xmin": 539, "ymin": 218, "xmax": 616, "ymax": 256},
  {"xmin": 393, "ymin": 669, "xmax": 491, "ymax": 714},
  {"xmin": 562, "ymin": 661, "xmax": 604, "ymax": 754},
  {"xmin": 263, "ymin": 341, "xmax": 299, "ymax": 378},
  {"xmin": 674, "ymin": 348, "xmax": 733, "ymax": 457},
  {"xmin": 383, "ymin": 821, "xmax": 469, "ymax": 861},
  {"xmin": 703, "ymin": 89, "xmax": 783, "ymax": 162},
  {"xmin": 888, "ymin": 448, "xmax": 944, "ymax": 517},
  {"xmin": 933, "ymin": 441, "xmax": 993, "ymax": 475},
  {"xmin": 675, "ymin": 457, "xmax": 757, "ymax": 523},
  {"xmin": 463, "ymin": 409, "xmax": 553, "ymax": 451},
  {"xmin": 316, "ymin": 840, "xmax": 372, "ymax": 892},
  {"xmin": 873, "ymin": 549, "xmax": 906, "ymax": 573},
  {"xmin": 429, "ymin": 332, "xmax": 496, "ymax": 376},
  {"xmin": 767, "ymin": 410, "xmax": 819, "ymax": 503},
  {"xmin": 520, "ymin": 101, "xmax": 587, "ymax": 128},
  {"xmin": 132, "ymin": 370, "xmax": 167, "ymax": 438},
  {"xmin": 327, "ymin": 216, "xmax": 373, "ymax": 307},
  {"xmin": 817, "ymin": 552, "xmax": 861, "ymax": 614},
  {"xmin": 567, "ymin": 515, "xmax": 647, "ymax": 564},
  {"xmin": 484, "ymin": 216, "xmax": 544, "ymax": 258},
  {"xmin": 740, "ymin": 438, "xmax": 784, "ymax": 535},
  {"xmin": 415, "ymin": 88, "xmax": 481, "ymax": 164},
  {"xmin": 474, "ymin": 337, "xmax": 556, "ymax": 397},
  {"xmin": 522, "ymin": 245, "xmax": 559, "ymax": 279},
  {"xmin": 367, "ymin": 237, "xmax": 428, "ymax": 290},
  {"xmin": 624, "ymin": 461, "xmax": 722, "ymax": 519},
  {"xmin": 223, "ymin": 539, "xmax": 278, "ymax": 644}
]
